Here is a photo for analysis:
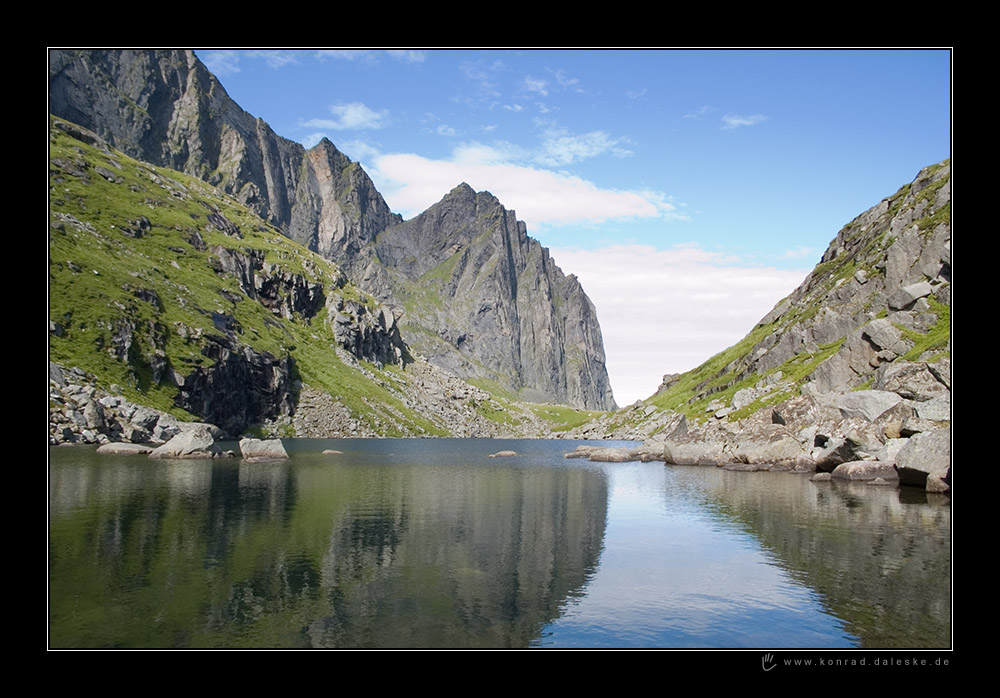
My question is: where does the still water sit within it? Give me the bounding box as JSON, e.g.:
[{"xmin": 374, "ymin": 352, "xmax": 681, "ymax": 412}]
[{"xmin": 48, "ymin": 439, "xmax": 951, "ymax": 649}]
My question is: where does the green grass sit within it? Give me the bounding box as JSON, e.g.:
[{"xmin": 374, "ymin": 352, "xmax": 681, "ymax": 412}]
[
  {"xmin": 529, "ymin": 404, "xmax": 605, "ymax": 432},
  {"xmin": 48, "ymin": 116, "xmax": 452, "ymax": 435},
  {"xmin": 897, "ymin": 296, "xmax": 951, "ymax": 361}
]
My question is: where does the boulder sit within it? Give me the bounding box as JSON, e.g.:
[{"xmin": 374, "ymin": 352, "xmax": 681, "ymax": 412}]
[
  {"xmin": 836, "ymin": 391, "xmax": 903, "ymax": 422},
  {"xmin": 149, "ymin": 425, "xmax": 226, "ymax": 459},
  {"xmin": 487, "ymin": 450, "xmax": 519, "ymax": 458},
  {"xmin": 96, "ymin": 443, "xmax": 153, "ymax": 455},
  {"xmin": 239, "ymin": 437, "xmax": 289, "ymax": 462},
  {"xmin": 587, "ymin": 447, "xmax": 635, "ymax": 462},
  {"xmin": 831, "ymin": 460, "xmax": 899, "ymax": 481},
  {"xmin": 731, "ymin": 425, "xmax": 807, "ymax": 467},
  {"xmin": 895, "ymin": 427, "xmax": 951, "ymax": 489}
]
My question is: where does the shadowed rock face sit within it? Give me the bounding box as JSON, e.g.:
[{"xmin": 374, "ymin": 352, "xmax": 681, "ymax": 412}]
[
  {"xmin": 374, "ymin": 184, "xmax": 616, "ymax": 410},
  {"xmin": 49, "ymin": 49, "xmax": 616, "ymax": 411}
]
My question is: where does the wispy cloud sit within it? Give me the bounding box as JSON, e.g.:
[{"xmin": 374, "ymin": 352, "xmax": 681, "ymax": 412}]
[
  {"xmin": 200, "ymin": 49, "xmax": 300, "ymax": 75},
  {"xmin": 524, "ymin": 76, "xmax": 548, "ymax": 96},
  {"xmin": 247, "ymin": 50, "xmax": 300, "ymax": 69},
  {"xmin": 314, "ymin": 49, "xmax": 426, "ymax": 64},
  {"xmin": 385, "ymin": 50, "xmax": 426, "ymax": 64},
  {"xmin": 536, "ymin": 126, "xmax": 632, "ymax": 166},
  {"xmin": 301, "ymin": 103, "xmax": 389, "ymax": 131},
  {"xmin": 200, "ymin": 50, "xmax": 243, "ymax": 76},
  {"xmin": 722, "ymin": 113, "xmax": 769, "ymax": 129},
  {"xmin": 683, "ymin": 105, "xmax": 714, "ymax": 119}
]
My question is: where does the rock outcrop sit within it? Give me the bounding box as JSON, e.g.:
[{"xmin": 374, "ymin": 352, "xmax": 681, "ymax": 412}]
[
  {"xmin": 48, "ymin": 49, "xmax": 616, "ymax": 410},
  {"xmin": 565, "ymin": 162, "xmax": 951, "ymax": 493}
]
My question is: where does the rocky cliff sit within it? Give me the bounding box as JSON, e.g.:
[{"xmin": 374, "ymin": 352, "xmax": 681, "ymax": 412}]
[
  {"xmin": 48, "ymin": 49, "xmax": 401, "ymax": 260},
  {"xmin": 49, "ymin": 116, "xmax": 609, "ymax": 443},
  {"xmin": 48, "ymin": 48, "xmax": 615, "ymax": 410},
  {"xmin": 373, "ymin": 184, "xmax": 616, "ymax": 410},
  {"xmin": 568, "ymin": 162, "xmax": 951, "ymax": 492}
]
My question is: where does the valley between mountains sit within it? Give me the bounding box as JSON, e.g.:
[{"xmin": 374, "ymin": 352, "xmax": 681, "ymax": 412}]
[{"xmin": 48, "ymin": 50, "xmax": 950, "ymax": 494}]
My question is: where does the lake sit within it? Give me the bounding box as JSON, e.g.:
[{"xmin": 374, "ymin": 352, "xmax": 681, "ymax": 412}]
[{"xmin": 48, "ymin": 438, "xmax": 951, "ymax": 649}]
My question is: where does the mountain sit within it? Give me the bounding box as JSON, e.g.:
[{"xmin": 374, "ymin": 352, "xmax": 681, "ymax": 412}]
[
  {"xmin": 48, "ymin": 48, "xmax": 615, "ymax": 410},
  {"xmin": 49, "ymin": 116, "xmax": 615, "ymax": 443},
  {"xmin": 567, "ymin": 162, "xmax": 951, "ymax": 491},
  {"xmin": 372, "ymin": 183, "xmax": 616, "ymax": 409}
]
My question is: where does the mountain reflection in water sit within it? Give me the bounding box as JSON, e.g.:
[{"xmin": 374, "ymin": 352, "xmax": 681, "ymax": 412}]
[{"xmin": 48, "ymin": 439, "xmax": 950, "ymax": 649}]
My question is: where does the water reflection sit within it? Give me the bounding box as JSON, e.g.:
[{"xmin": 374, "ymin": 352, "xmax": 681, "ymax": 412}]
[
  {"xmin": 688, "ymin": 469, "xmax": 951, "ymax": 648},
  {"xmin": 48, "ymin": 441, "xmax": 950, "ymax": 648},
  {"xmin": 49, "ymin": 440, "xmax": 609, "ymax": 648}
]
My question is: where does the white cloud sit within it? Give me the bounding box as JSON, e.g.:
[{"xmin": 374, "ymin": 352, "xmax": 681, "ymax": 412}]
[
  {"xmin": 247, "ymin": 50, "xmax": 299, "ymax": 69},
  {"xmin": 385, "ymin": 50, "xmax": 426, "ymax": 64},
  {"xmin": 201, "ymin": 50, "xmax": 242, "ymax": 76},
  {"xmin": 315, "ymin": 49, "xmax": 425, "ymax": 64},
  {"xmin": 548, "ymin": 244, "xmax": 808, "ymax": 405},
  {"xmin": 722, "ymin": 113, "xmax": 769, "ymax": 129},
  {"xmin": 201, "ymin": 49, "xmax": 300, "ymax": 74},
  {"xmin": 524, "ymin": 76, "xmax": 548, "ymax": 96},
  {"xmin": 552, "ymin": 69, "xmax": 581, "ymax": 91},
  {"xmin": 302, "ymin": 103, "xmax": 389, "ymax": 131},
  {"xmin": 536, "ymin": 127, "xmax": 632, "ymax": 166},
  {"xmin": 366, "ymin": 145, "xmax": 675, "ymax": 226}
]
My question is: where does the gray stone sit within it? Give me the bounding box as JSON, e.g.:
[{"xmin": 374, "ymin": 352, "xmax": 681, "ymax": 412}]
[
  {"xmin": 862, "ymin": 319, "xmax": 909, "ymax": 355},
  {"xmin": 239, "ymin": 437, "xmax": 289, "ymax": 462},
  {"xmin": 836, "ymin": 391, "xmax": 903, "ymax": 422},
  {"xmin": 888, "ymin": 281, "xmax": 933, "ymax": 310},
  {"xmin": 831, "ymin": 461, "xmax": 899, "ymax": 481},
  {"xmin": 149, "ymin": 426, "xmax": 225, "ymax": 459},
  {"xmin": 895, "ymin": 427, "xmax": 950, "ymax": 487},
  {"xmin": 915, "ymin": 394, "xmax": 951, "ymax": 422},
  {"xmin": 97, "ymin": 443, "xmax": 154, "ymax": 455}
]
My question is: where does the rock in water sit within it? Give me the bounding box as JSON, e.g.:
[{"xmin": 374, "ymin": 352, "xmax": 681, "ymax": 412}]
[{"xmin": 239, "ymin": 438, "xmax": 289, "ymax": 462}]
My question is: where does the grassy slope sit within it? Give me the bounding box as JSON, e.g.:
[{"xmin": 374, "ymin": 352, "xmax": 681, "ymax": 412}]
[
  {"xmin": 602, "ymin": 162, "xmax": 951, "ymax": 437},
  {"xmin": 49, "ymin": 117, "xmax": 450, "ymax": 436}
]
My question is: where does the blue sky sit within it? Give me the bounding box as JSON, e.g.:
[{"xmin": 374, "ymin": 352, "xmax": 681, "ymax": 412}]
[{"xmin": 198, "ymin": 49, "xmax": 951, "ymax": 405}]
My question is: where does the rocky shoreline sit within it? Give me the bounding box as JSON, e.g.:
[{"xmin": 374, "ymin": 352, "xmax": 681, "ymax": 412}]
[{"xmin": 51, "ymin": 354, "xmax": 950, "ymax": 496}]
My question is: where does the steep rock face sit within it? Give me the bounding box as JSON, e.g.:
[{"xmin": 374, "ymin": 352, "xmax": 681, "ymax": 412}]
[
  {"xmin": 48, "ymin": 49, "xmax": 399, "ymax": 261},
  {"xmin": 374, "ymin": 184, "xmax": 616, "ymax": 410}
]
